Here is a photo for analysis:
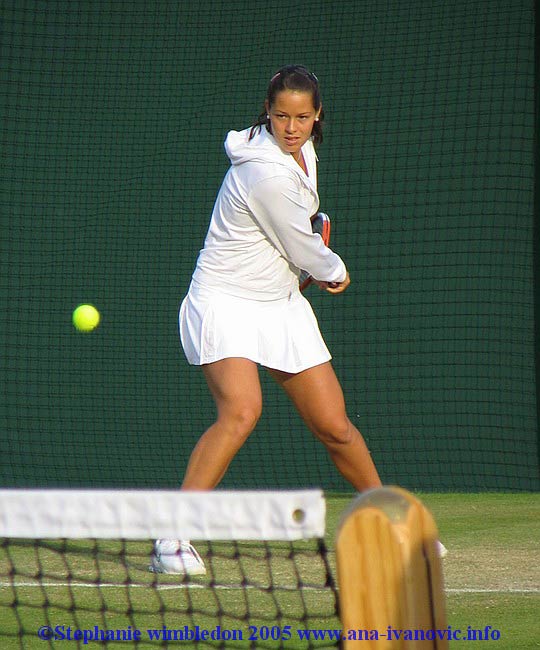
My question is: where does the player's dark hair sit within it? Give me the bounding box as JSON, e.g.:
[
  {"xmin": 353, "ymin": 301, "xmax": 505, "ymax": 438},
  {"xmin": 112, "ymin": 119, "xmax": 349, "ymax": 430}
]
[{"xmin": 250, "ymin": 64, "xmax": 324, "ymax": 145}]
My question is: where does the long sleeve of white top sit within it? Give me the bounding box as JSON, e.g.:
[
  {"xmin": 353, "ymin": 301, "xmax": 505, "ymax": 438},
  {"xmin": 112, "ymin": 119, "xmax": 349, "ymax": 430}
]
[{"xmin": 246, "ymin": 175, "xmax": 347, "ymax": 284}]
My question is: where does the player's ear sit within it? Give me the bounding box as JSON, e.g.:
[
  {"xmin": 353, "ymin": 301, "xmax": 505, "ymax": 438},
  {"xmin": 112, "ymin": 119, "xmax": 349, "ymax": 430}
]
[{"xmin": 315, "ymin": 105, "xmax": 322, "ymax": 121}]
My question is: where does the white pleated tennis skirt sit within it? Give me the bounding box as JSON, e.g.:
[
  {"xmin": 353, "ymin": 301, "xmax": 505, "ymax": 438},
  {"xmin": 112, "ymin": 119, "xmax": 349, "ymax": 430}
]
[{"xmin": 179, "ymin": 281, "xmax": 331, "ymax": 373}]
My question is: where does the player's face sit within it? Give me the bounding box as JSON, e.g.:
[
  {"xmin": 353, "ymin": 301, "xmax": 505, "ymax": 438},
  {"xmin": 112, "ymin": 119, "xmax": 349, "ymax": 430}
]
[{"xmin": 266, "ymin": 90, "xmax": 321, "ymax": 157}]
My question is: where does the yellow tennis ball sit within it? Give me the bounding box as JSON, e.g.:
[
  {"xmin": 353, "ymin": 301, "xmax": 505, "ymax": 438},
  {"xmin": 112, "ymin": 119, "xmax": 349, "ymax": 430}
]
[{"xmin": 72, "ymin": 304, "xmax": 100, "ymax": 332}]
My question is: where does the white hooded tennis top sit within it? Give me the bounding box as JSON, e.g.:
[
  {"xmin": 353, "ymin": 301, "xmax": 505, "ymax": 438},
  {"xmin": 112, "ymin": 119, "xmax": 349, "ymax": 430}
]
[{"xmin": 191, "ymin": 126, "xmax": 347, "ymax": 301}]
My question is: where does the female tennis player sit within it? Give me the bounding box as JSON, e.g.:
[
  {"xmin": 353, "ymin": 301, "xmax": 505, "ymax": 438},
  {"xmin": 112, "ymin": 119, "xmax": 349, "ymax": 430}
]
[{"xmin": 151, "ymin": 65, "xmax": 445, "ymax": 574}]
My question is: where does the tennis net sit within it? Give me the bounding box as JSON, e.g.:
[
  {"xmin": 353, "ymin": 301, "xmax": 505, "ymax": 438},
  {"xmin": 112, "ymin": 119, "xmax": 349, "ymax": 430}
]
[{"xmin": 0, "ymin": 489, "xmax": 340, "ymax": 649}]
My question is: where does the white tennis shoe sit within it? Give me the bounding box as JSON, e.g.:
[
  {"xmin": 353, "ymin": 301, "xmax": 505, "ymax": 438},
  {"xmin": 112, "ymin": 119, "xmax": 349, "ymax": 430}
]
[
  {"xmin": 149, "ymin": 539, "xmax": 206, "ymax": 575},
  {"xmin": 436, "ymin": 540, "xmax": 448, "ymax": 558}
]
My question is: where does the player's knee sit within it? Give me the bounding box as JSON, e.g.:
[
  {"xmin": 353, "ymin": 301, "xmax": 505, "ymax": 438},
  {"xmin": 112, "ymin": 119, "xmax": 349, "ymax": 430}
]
[
  {"xmin": 314, "ymin": 416, "xmax": 353, "ymax": 447},
  {"xmin": 221, "ymin": 402, "xmax": 261, "ymax": 442}
]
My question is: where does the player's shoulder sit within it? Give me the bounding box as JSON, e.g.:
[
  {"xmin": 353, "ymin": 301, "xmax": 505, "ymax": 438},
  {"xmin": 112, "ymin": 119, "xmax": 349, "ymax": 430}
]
[{"xmin": 235, "ymin": 159, "xmax": 299, "ymax": 191}]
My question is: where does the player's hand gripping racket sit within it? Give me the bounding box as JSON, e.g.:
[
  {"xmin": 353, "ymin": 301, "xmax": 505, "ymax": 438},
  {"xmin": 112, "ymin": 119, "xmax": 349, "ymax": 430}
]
[{"xmin": 299, "ymin": 212, "xmax": 331, "ymax": 291}]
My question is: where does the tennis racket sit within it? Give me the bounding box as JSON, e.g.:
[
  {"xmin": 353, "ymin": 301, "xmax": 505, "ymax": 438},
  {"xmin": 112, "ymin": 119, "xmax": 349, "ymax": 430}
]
[{"xmin": 299, "ymin": 211, "xmax": 331, "ymax": 291}]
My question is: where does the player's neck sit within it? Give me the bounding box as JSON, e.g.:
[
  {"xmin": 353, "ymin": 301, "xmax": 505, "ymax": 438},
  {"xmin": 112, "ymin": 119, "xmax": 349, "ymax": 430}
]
[{"xmin": 293, "ymin": 150, "xmax": 307, "ymax": 175}]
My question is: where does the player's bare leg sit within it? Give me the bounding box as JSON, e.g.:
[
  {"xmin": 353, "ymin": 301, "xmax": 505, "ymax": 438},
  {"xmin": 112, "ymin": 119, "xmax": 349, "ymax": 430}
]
[
  {"xmin": 151, "ymin": 359, "xmax": 260, "ymax": 574},
  {"xmin": 181, "ymin": 358, "xmax": 262, "ymax": 490},
  {"xmin": 267, "ymin": 362, "xmax": 381, "ymax": 491}
]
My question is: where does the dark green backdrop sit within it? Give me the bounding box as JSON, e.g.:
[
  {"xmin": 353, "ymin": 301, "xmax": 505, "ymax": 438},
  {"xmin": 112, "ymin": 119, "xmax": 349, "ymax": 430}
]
[{"xmin": 1, "ymin": 0, "xmax": 538, "ymax": 491}]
